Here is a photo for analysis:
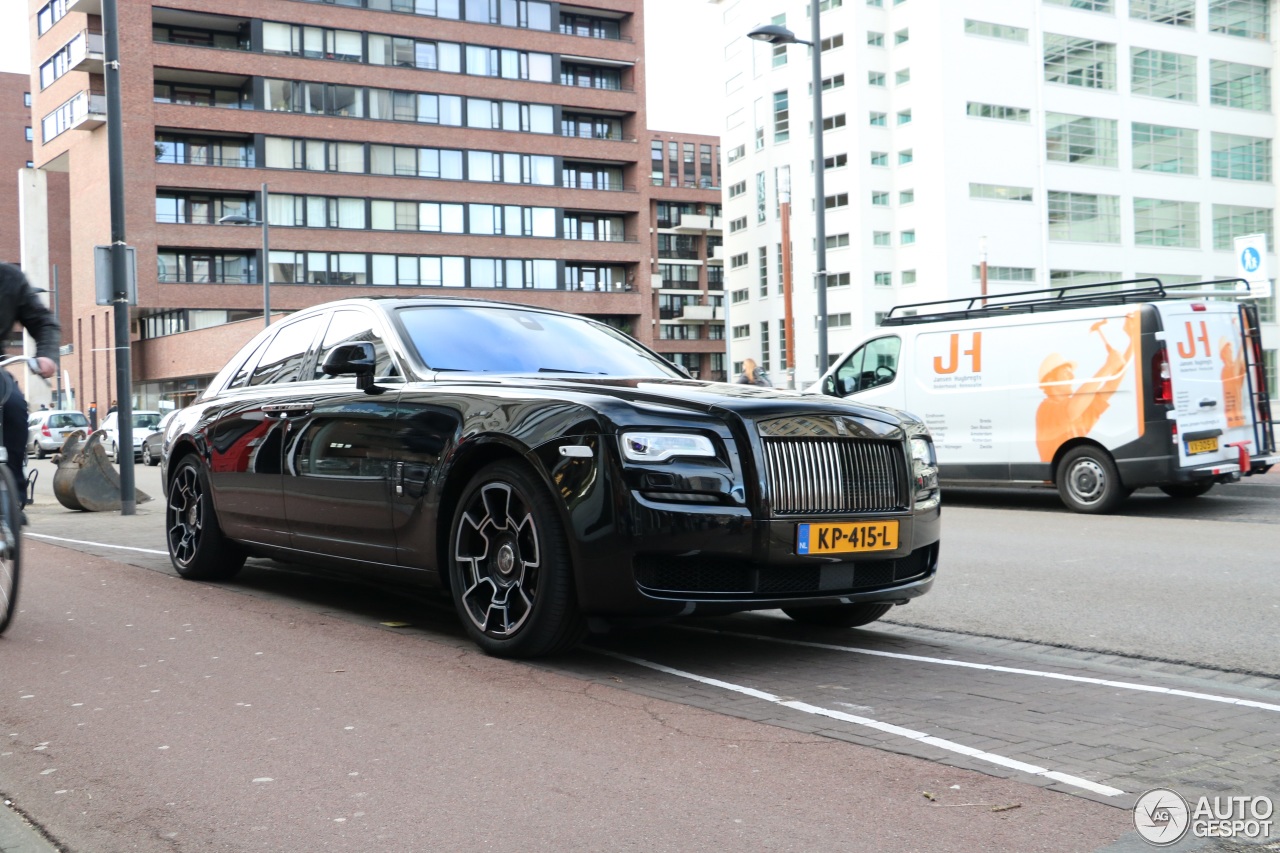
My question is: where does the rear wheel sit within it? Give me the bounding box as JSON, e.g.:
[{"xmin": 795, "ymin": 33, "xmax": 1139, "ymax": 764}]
[
  {"xmin": 166, "ymin": 454, "xmax": 245, "ymax": 581},
  {"xmin": 449, "ymin": 461, "xmax": 586, "ymax": 658},
  {"xmin": 1056, "ymin": 446, "xmax": 1128, "ymax": 514},
  {"xmin": 0, "ymin": 466, "xmax": 23, "ymax": 635},
  {"xmin": 33, "ymin": 443, "xmax": 46, "ymax": 460},
  {"xmin": 142, "ymin": 443, "xmax": 157, "ymax": 466},
  {"xmin": 1159, "ymin": 481, "xmax": 1214, "ymax": 499},
  {"xmin": 782, "ymin": 602, "xmax": 894, "ymax": 628}
]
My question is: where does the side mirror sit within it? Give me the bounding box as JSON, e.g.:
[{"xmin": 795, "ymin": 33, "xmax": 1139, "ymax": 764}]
[
  {"xmin": 822, "ymin": 375, "xmax": 838, "ymax": 397},
  {"xmin": 321, "ymin": 342, "xmax": 384, "ymax": 395}
]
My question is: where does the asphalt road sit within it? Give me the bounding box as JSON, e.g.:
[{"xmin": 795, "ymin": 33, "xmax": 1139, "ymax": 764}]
[{"xmin": 2, "ymin": 457, "xmax": 1276, "ymax": 852}]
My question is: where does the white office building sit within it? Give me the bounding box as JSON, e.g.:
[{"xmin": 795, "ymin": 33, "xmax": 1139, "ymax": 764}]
[{"xmin": 713, "ymin": 0, "xmax": 1277, "ymax": 391}]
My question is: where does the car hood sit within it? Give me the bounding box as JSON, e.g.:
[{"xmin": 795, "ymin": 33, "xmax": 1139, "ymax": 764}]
[{"xmin": 421, "ymin": 374, "xmax": 911, "ymax": 429}]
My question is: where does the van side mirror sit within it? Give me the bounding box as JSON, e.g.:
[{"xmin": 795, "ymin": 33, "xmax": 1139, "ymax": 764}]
[
  {"xmin": 822, "ymin": 375, "xmax": 838, "ymax": 397},
  {"xmin": 321, "ymin": 342, "xmax": 385, "ymax": 395}
]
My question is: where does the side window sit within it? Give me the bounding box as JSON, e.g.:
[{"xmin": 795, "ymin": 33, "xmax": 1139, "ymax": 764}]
[
  {"xmin": 227, "ymin": 336, "xmax": 273, "ymax": 390},
  {"xmin": 313, "ymin": 309, "xmax": 396, "ymax": 380},
  {"xmin": 249, "ymin": 315, "xmax": 327, "ymax": 386},
  {"xmin": 833, "ymin": 336, "xmax": 901, "ymax": 396}
]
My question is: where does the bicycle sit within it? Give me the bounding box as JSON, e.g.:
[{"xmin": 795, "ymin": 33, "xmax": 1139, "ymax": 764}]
[{"xmin": 0, "ymin": 354, "xmax": 46, "ymax": 635}]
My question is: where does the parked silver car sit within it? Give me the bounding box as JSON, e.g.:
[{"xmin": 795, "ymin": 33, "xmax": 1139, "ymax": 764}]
[
  {"xmin": 98, "ymin": 410, "xmax": 164, "ymax": 462},
  {"xmin": 140, "ymin": 410, "xmax": 178, "ymax": 466},
  {"xmin": 26, "ymin": 409, "xmax": 90, "ymax": 459}
]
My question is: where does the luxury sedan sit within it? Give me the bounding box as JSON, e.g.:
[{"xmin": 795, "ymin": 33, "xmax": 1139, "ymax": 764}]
[{"xmin": 161, "ymin": 297, "xmax": 941, "ymax": 658}]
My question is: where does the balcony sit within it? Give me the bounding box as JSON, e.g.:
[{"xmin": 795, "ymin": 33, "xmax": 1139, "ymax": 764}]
[
  {"xmin": 42, "ymin": 90, "xmax": 107, "ymax": 142},
  {"xmin": 707, "ymin": 245, "xmax": 725, "ymax": 266},
  {"xmin": 670, "ymin": 214, "xmax": 716, "ymax": 234},
  {"xmin": 675, "ymin": 305, "xmax": 722, "ymax": 324},
  {"xmin": 68, "ymin": 30, "xmax": 105, "ymax": 74},
  {"xmin": 67, "ymin": 0, "xmax": 102, "ymax": 14}
]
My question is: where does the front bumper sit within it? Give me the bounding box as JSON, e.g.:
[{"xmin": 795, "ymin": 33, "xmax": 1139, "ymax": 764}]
[{"xmin": 574, "ymin": 495, "xmax": 941, "ymax": 618}]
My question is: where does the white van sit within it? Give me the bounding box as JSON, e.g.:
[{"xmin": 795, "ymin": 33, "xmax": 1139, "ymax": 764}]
[{"xmin": 815, "ymin": 279, "xmax": 1278, "ymax": 512}]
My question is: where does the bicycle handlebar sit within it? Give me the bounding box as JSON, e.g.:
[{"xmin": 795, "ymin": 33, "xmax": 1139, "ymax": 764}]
[{"xmin": 0, "ymin": 354, "xmax": 51, "ymax": 388}]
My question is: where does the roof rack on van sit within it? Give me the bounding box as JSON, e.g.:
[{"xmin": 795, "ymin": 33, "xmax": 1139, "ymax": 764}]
[{"xmin": 880, "ymin": 277, "xmax": 1256, "ymax": 326}]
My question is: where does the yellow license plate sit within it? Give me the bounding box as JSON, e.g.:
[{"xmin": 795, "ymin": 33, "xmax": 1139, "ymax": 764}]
[
  {"xmin": 797, "ymin": 521, "xmax": 899, "ymax": 555},
  {"xmin": 1187, "ymin": 437, "xmax": 1219, "ymax": 455}
]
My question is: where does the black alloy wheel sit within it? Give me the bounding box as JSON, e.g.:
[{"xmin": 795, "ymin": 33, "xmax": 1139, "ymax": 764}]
[
  {"xmin": 166, "ymin": 455, "xmax": 246, "ymax": 581},
  {"xmin": 449, "ymin": 461, "xmax": 586, "ymax": 658}
]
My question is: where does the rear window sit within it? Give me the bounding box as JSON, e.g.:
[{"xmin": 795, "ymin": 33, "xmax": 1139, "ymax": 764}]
[
  {"xmin": 133, "ymin": 413, "xmax": 162, "ymax": 430},
  {"xmin": 50, "ymin": 413, "xmax": 89, "ymax": 429}
]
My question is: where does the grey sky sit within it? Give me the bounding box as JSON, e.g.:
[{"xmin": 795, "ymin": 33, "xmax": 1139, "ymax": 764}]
[{"xmin": 1, "ymin": 1, "xmax": 723, "ymax": 136}]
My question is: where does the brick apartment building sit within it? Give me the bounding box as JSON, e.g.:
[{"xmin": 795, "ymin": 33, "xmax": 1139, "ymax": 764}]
[
  {"xmin": 27, "ymin": 0, "xmax": 719, "ymax": 412},
  {"xmin": 645, "ymin": 129, "xmax": 725, "ymax": 382},
  {"xmin": 2, "ymin": 70, "xmax": 72, "ymax": 408}
]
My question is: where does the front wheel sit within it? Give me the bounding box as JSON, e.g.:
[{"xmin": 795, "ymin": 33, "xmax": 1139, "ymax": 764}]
[
  {"xmin": 449, "ymin": 461, "xmax": 586, "ymax": 658},
  {"xmin": 0, "ymin": 465, "xmax": 23, "ymax": 635},
  {"xmin": 142, "ymin": 444, "xmax": 157, "ymax": 466},
  {"xmin": 1056, "ymin": 446, "xmax": 1128, "ymax": 514},
  {"xmin": 1159, "ymin": 481, "xmax": 1214, "ymax": 499},
  {"xmin": 33, "ymin": 443, "xmax": 46, "ymax": 460},
  {"xmin": 782, "ymin": 602, "xmax": 893, "ymax": 628},
  {"xmin": 166, "ymin": 455, "xmax": 245, "ymax": 581}
]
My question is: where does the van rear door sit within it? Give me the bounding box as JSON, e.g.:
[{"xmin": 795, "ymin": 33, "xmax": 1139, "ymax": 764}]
[{"xmin": 1158, "ymin": 302, "xmax": 1254, "ymax": 468}]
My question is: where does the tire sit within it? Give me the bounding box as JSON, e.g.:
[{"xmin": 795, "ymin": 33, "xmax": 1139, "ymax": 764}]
[
  {"xmin": 448, "ymin": 460, "xmax": 587, "ymax": 658},
  {"xmin": 108, "ymin": 441, "xmax": 117, "ymax": 462},
  {"xmin": 32, "ymin": 442, "xmax": 46, "ymax": 460},
  {"xmin": 166, "ymin": 454, "xmax": 246, "ymax": 581},
  {"xmin": 0, "ymin": 465, "xmax": 23, "ymax": 635},
  {"xmin": 782, "ymin": 602, "xmax": 893, "ymax": 628},
  {"xmin": 1057, "ymin": 446, "xmax": 1128, "ymax": 514},
  {"xmin": 1159, "ymin": 482, "xmax": 1214, "ymax": 499},
  {"xmin": 142, "ymin": 443, "xmax": 157, "ymax": 466}
]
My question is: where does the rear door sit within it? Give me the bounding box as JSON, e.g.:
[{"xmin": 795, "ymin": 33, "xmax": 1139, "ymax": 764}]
[{"xmin": 1158, "ymin": 302, "xmax": 1253, "ymax": 466}]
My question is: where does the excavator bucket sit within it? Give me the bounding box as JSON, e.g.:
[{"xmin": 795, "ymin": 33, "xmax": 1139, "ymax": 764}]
[{"xmin": 52, "ymin": 430, "xmax": 152, "ymax": 512}]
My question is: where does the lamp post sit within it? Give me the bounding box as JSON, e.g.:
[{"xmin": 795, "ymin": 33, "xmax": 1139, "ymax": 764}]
[
  {"xmin": 218, "ymin": 182, "xmax": 271, "ymax": 327},
  {"xmin": 749, "ymin": 3, "xmax": 829, "ymax": 377}
]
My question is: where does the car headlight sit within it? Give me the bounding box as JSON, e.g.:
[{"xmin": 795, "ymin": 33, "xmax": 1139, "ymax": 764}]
[
  {"xmin": 621, "ymin": 432, "xmax": 716, "ymax": 463},
  {"xmin": 910, "ymin": 436, "xmax": 939, "ymax": 502}
]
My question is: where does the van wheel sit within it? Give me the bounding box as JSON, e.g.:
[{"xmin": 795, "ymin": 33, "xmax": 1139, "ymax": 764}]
[
  {"xmin": 782, "ymin": 602, "xmax": 893, "ymax": 628},
  {"xmin": 1057, "ymin": 447, "xmax": 1127, "ymax": 514},
  {"xmin": 1159, "ymin": 482, "xmax": 1214, "ymax": 499}
]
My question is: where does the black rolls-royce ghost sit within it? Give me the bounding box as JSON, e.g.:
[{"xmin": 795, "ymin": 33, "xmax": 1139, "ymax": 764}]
[{"xmin": 161, "ymin": 297, "xmax": 941, "ymax": 658}]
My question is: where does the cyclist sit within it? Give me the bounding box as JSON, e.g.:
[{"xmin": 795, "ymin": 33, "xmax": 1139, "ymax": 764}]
[{"xmin": 0, "ymin": 263, "xmax": 60, "ymax": 514}]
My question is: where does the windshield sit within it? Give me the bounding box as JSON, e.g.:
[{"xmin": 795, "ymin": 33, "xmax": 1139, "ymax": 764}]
[
  {"xmin": 133, "ymin": 413, "xmax": 162, "ymax": 430},
  {"xmin": 398, "ymin": 306, "xmax": 682, "ymax": 377}
]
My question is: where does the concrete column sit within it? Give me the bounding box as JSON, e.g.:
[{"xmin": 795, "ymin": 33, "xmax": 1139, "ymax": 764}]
[{"xmin": 18, "ymin": 167, "xmax": 55, "ymax": 409}]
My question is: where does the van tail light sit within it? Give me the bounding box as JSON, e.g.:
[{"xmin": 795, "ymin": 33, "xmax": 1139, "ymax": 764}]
[{"xmin": 1152, "ymin": 346, "xmax": 1173, "ymax": 406}]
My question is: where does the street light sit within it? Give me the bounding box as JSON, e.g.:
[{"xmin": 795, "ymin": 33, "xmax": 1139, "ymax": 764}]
[
  {"xmin": 749, "ymin": 3, "xmax": 829, "ymax": 377},
  {"xmin": 217, "ymin": 181, "xmax": 271, "ymax": 327}
]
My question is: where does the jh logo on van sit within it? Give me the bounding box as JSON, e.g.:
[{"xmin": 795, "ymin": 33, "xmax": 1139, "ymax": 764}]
[{"xmin": 933, "ymin": 332, "xmax": 982, "ymax": 375}]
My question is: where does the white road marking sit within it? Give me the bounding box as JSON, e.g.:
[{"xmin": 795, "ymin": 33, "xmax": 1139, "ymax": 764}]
[
  {"xmin": 26, "ymin": 533, "xmax": 168, "ymax": 556},
  {"xmin": 679, "ymin": 626, "xmax": 1280, "ymax": 714},
  {"xmin": 594, "ymin": 648, "xmax": 1125, "ymax": 798}
]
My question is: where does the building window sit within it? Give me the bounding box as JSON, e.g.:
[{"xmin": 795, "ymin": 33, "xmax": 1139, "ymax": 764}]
[
  {"xmin": 1210, "ymin": 60, "xmax": 1271, "ymax": 110},
  {"xmin": 870, "ymin": 152, "xmax": 888, "ymax": 166},
  {"xmin": 964, "ymin": 19, "xmax": 1028, "ymax": 41},
  {"xmin": 729, "ymin": 216, "xmax": 748, "ymax": 233},
  {"xmin": 825, "ymin": 193, "xmax": 849, "ymax": 209},
  {"xmin": 1131, "ymin": 49, "xmax": 1196, "ymax": 102},
  {"xmin": 973, "ymin": 266, "xmax": 1036, "ymax": 282},
  {"xmin": 160, "ymin": 133, "xmax": 257, "ymax": 168},
  {"xmin": 731, "ymin": 288, "xmax": 749, "ymax": 304},
  {"xmin": 761, "ymin": 323, "xmax": 771, "ymax": 367},
  {"xmin": 901, "ymin": 270, "xmax": 917, "ymax": 285},
  {"xmin": 895, "ymin": 68, "xmax": 911, "ymax": 85},
  {"xmin": 826, "ymin": 233, "xmax": 851, "ymax": 249},
  {"xmin": 156, "ymin": 191, "xmax": 257, "ymax": 225},
  {"xmin": 825, "ymin": 313, "xmax": 852, "ymax": 329},
  {"xmin": 895, "ymin": 29, "xmax": 909, "ymax": 44},
  {"xmin": 826, "ymin": 272, "xmax": 852, "ymax": 288},
  {"xmin": 1044, "ymin": 35, "xmax": 1116, "ymax": 90},
  {"xmin": 1048, "ymin": 191, "xmax": 1121, "ymax": 243},
  {"xmin": 897, "ymin": 110, "xmax": 912, "ymax": 125},
  {"xmin": 23, "ymin": 92, "xmax": 31, "ymax": 107},
  {"xmin": 1134, "ymin": 198, "xmax": 1200, "ymax": 248},
  {"xmin": 869, "ymin": 112, "xmax": 886, "ymax": 126},
  {"xmin": 898, "ymin": 149, "xmax": 913, "ymax": 165},
  {"xmin": 966, "ymin": 102, "xmax": 1031, "ymax": 122},
  {"xmin": 1046, "ymin": 0, "xmax": 1113, "ymax": 11},
  {"xmin": 157, "ymin": 251, "xmax": 257, "ymax": 284},
  {"xmin": 874, "ymin": 271, "xmax": 892, "ymax": 287},
  {"xmin": 1046, "ymin": 114, "xmax": 1118, "ymax": 167},
  {"xmin": 1130, "ymin": 0, "xmax": 1194, "ymax": 26},
  {"xmin": 732, "ymin": 324, "xmax": 750, "ymax": 339},
  {"xmin": 728, "ymin": 180, "xmax": 747, "ymax": 199},
  {"xmin": 773, "ymin": 90, "xmax": 790, "ymax": 142},
  {"xmin": 24, "ymin": 127, "xmax": 33, "ymax": 142},
  {"xmin": 730, "ymin": 252, "xmax": 749, "ymax": 269},
  {"xmin": 868, "ymin": 72, "xmax": 886, "ymax": 87},
  {"xmin": 872, "ymin": 191, "xmax": 889, "ymax": 206},
  {"xmin": 872, "ymin": 231, "xmax": 891, "ymax": 246},
  {"xmin": 867, "ymin": 31, "xmax": 884, "ymax": 46},
  {"xmin": 970, "ymin": 183, "xmax": 1034, "ymax": 202},
  {"xmin": 820, "ymin": 74, "xmax": 846, "ymax": 91},
  {"xmin": 1211, "ymin": 133, "xmax": 1272, "ymax": 181},
  {"xmin": 727, "ymin": 144, "xmax": 746, "ymax": 164},
  {"xmin": 756, "ymin": 172, "xmax": 767, "ymax": 223},
  {"xmin": 1212, "ymin": 204, "xmax": 1273, "ymax": 250},
  {"xmin": 824, "ymin": 153, "xmax": 848, "ymax": 169},
  {"xmin": 900, "ymin": 230, "xmax": 916, "ymax": 245},
  {"xmin": 1132, "ymin": 123, "xmax": 1198, "ymax": 175},
  {"xmin": 900, "ymin": 190, "xmax": 914, "ymax": 204},
  {"xmin": 36, "ymin": 0, "xmax": 70, "ymax": 35},
  {"xmin": 822, "ymin": 114, "xmax": 847, "ymax": 132},
  {"xmin": 1209, "ymin": 0, "xmax": 1269, "ymax": 39},
  {"xmin": 820, "ymin": 34, "xmax": 845, "ymax": 51}
]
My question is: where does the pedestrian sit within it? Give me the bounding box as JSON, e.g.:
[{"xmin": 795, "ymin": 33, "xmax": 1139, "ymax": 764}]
[
  {"xmin": 0, "ymin": 262, "xmax": 61, "ymax": 511},
  {"xmin": 736, "ymin": 358, "xmax": 768, "ymax": 386},
  {"xmin": 88, "ymin": 402, "xmax": 97, "ymax": 431},
  {"xmin": 107, "ymin": 399, "xmax": 118, "ymax": 415},
  {"xmin": 39, "ymin": 403, "xmax": 48, "ymax": 410}
]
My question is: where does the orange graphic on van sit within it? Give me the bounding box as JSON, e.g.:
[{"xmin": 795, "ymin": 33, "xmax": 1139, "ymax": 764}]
[
  {"xmin": 1220, "ymin": 336, "xmax": 1247, "ymax": 429},
  {"xmin": 1177, "ymin": 320, "xmax": 1211, "ymax": 359},
  {"xmin": 934, "ymin": 332, "xmax": 982, "ymax": 374},
  {"xmin": 1035, "ymin": 311, "xmax": 1141, "ymax": 462}
]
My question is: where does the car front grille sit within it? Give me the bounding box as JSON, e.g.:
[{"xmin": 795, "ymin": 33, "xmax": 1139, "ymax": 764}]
[{"xmin": 762, "ymin": 437, "xmax": 909, "ymax": 515}]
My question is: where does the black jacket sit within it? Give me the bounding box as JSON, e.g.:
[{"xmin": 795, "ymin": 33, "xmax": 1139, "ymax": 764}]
[{"xmin": 0, "ymin": 263, "xmax": 61, "ymax": 361}]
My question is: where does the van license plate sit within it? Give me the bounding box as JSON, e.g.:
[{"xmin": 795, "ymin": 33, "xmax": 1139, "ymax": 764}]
[
  {"xmin": 797, "ymin": 521, "xmax": 899, "ymax": 555},
  {"xmin": 1187, "ymin": 437, "xmax": 1219, "ymax": 455}
]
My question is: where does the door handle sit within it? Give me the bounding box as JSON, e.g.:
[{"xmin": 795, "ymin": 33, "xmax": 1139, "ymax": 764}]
[{"xmin": 262, "ymin": 402, "xmax": 314, "ymax": 416}]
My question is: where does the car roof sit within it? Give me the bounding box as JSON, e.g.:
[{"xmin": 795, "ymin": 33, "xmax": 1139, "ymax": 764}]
[{"xmin": 288, "ymin": 295, "xmax": 599, "ymax": 324}]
